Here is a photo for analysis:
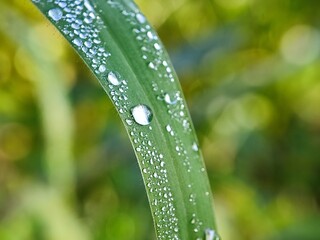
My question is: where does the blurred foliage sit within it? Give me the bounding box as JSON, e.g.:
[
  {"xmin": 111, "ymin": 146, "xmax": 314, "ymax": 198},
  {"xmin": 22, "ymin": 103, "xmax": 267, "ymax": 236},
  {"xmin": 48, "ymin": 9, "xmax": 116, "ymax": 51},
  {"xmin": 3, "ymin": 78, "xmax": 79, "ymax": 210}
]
[{"xmin": 0, "ymin": 0, "xmax": 320, "ymax": 239}]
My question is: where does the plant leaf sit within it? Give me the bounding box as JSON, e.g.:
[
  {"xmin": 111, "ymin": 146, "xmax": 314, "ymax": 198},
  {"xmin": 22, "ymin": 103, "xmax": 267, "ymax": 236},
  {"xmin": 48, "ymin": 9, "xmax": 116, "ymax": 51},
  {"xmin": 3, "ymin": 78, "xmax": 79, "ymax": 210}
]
[{"xmin": 31, "ymin": 0, "xmax": 218, "ymax": 239}]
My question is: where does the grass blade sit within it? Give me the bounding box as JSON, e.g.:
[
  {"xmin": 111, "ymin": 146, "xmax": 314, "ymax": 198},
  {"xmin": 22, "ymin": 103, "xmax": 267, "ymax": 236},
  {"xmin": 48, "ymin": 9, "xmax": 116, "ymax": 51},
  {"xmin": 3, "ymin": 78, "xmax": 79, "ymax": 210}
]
[{"xmin": 31, "ymin": 0, "xmax": 219, "ymax": 239}]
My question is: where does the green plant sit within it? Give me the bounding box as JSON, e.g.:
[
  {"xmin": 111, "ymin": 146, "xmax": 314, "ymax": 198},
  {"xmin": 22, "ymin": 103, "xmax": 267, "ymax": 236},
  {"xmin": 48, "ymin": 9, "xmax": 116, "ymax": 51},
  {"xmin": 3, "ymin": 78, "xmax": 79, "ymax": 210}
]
[{"xmin": 31, "ymin": 0, "xmax": 219, "ymax": 239}]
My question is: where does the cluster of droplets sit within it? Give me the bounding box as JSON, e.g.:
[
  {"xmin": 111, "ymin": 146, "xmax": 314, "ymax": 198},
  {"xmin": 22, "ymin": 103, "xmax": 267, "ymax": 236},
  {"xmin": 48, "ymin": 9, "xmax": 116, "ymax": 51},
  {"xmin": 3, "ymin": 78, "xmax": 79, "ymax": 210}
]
[
  {"xmin": 104, "ymin": 1, "xmax": 214, "ymax": 239},
  {"xmin": 129, "ymin": 127, "xmax": 179, "ymax": 240},
  {"xmin": 41, "ymin": 0, "xmax": 132, "ymax": 115}
]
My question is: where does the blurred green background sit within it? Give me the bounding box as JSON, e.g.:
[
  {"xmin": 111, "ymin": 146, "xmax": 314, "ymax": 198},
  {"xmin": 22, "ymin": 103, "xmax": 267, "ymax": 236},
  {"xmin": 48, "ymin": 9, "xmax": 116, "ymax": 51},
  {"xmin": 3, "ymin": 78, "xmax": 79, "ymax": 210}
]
[{"xmin": 1, "ymin": 0, "xmax": 320, "ymax": 239}]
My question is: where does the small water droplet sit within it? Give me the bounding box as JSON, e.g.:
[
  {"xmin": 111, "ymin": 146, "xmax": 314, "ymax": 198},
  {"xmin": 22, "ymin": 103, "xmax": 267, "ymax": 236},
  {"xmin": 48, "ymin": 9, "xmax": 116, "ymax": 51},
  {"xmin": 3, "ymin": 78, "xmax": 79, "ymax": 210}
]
[
  {"xmin": 84, "ymin": 0, "xmax": 94, "ymax": 11},
  {"xmin": 126, "ymin": 119, "xmax": 133, "ymax": 125},
  {"xmin": 154, "ymin": 43, "xmax": 161, "ymax": 50},
  {"xmin": 84, "ymin": 40, "xmax": 92, "ymax": 48},
  {"xmin": 205, "ymin": 228, "xmax": 218, "ymax": 240},
  {"xmin": 98, "ymin": 65, "xmax": 106, "ymax": 73},
  {"xmin": 136, "ymin": 13, "xmax": 146, "ymax": 23},
  {"xmin": 58, "ymin": 2, "xmax": 67, "ymax": 8},
  {"xmin": 48, "ymin": 8, "xmax": 63, "ymax": 21},
  {"xmin": 164, "ymin": 93, "xmax": 178, "ymax": 105},
  {"xmin": 148, "ymin": 62, "xmax": 156, "ymax": 69},
  {"xmin": 71, "ymin": 23, "xmax": 80, "ymax": 29},
  {"xmin": 73, "ymin": 38, "xmax": 83, "ymax": 47},
  {"xmin": 107, "ymin": 71, "xmax": 121, "ymax": 85},
  {"xmin": 131, "ymin": 104, "xmax": 153, "ymax": 126},
  {"xmin": 166, "ymin": 125, "xmax": 172, "ymax": 132},
  {"xmin": 147, "ymin": 31, "xmax": 154, "ymax": 39},
  {"xmin": 192, "ymin": 142, "xmax": 199, "ymax": 152}
]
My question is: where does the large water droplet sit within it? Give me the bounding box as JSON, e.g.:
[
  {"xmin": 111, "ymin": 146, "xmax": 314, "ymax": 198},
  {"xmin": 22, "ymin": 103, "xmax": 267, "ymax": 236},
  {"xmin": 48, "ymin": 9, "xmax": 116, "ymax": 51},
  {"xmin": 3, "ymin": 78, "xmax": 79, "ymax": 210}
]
[
  {"xmin": 131, "ymin": 104, "xmax": 153, "ymax": 126},
  {"xmin": 48, "ymin": 8, "xmax": 63, "ymax": 21},
  {"xmin": 107, "ymin": 71, "xmax": 121, "ymax": 85}
]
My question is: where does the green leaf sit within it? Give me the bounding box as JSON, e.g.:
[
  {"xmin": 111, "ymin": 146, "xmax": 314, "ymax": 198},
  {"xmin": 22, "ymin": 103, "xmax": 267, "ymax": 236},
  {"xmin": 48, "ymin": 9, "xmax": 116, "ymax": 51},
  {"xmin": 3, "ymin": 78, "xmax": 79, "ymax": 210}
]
[{"xmin": 31, "ymin": 0, "xmax": 219, "ymax": 239}]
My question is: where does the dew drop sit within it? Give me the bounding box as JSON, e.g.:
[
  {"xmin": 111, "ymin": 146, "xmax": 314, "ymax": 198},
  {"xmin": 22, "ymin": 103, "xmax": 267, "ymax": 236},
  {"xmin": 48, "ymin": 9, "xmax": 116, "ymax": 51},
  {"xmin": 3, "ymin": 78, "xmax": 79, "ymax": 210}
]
[
  {"xmin": 166, "ymin": 125, "xmax": 172, "ymax": 132},
  {"xmin": 73, "ymin": 38, "xmax": 83, "ymax": 47},
  {"xmin": 131, "ymin": 104, "xmax": 153, "ymax": 126},
  {"xmin": 58, "ymin": 2, "xmax": 67, "ymax": 8},
  {"xmin": 148, "ymin": 62, "xmax": 156, "ymax": 69},
  {"xmin": 84, "ymin": 40, "xmax": 92, "ymax": 48},
  {"xmin": 154, "ymin": 43, "xmax": 161, "ymax": 50},
  {"xmin": 205, "ymin": 228, "xmax": 218, "ymax": 240},
  {"xmin": 98, "ymin": 65, "xmax": 106, "ymax": 73},
  {"xmin": 48, "ymin": 8, "xmax": 63, "ymax": 21},
  {"xmin": 125, "ymin": 119, "xmax": 133, "ymax": 125},
  {"xmin": 164, "ymin": 93, "xmax": 178, "ymax": 105},
  {"xmin": 192, "ymin": 142, "xmax": 199, "ymax": 152},
  {"xmin": 84, "ymin": 0, "xmax": 94, "ymax": 11},
  {"xmin": 107, "ymin": 71, "xmax": 121, "ymax": 85},
  {"xmin": 147, "ymin": 31, "xmax": 154, "ymax": 39},
  {"xmin": 136, "ymin": 13, "xmax": 146, "ymax": 23}
]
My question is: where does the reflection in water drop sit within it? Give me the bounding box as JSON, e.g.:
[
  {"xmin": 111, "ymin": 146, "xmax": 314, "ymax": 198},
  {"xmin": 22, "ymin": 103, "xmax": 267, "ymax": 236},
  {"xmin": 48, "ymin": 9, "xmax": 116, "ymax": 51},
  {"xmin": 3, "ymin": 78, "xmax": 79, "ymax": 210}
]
[
  {"xmin": 131, "ymin": 104, "xmax": 153, "ymax": 126},
  {"xmin": 48, "ymin": 8, "xmax": 63, "ymax": 21}
]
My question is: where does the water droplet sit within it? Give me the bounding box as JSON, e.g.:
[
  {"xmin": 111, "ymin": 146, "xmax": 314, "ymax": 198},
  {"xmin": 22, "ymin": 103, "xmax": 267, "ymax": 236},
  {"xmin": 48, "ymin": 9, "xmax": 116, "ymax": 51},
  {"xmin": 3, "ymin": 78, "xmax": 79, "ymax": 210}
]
[
  {"xmin": 154, "ymin": 43, "xmax": 161, "ymax": 50},
  {"xmin": 98, "ymin": 65, "xmax": 106, "ymax": 73},
  {"xmin": 107, "ymin": 71, "xmax": 121, "ymax": 85},
  {"xmin": 192, "ymin": 142, "xmax": 199, "ymax": 152},
  {"xmin": 84, "ymin": 0, "xmax": 94, "ymax": 11},
  {"xmin": 148, "ymin": 62, "xmax": 156, "ymax": 69},
  {"xmin": 48, "ymin": 8, "xmax": 63, "ymax": 21},
  {"xmin": 205, "ymin": 228, "xmax": 218, "ymax": 240},
  {"xmin": 131, "ymin": 104, "xmax": 153, "ymax": 126},
  {"xmin": 125, "ymin": 119, "xmax": 133, "ymax": 125},
  {"xmin": 136, "ymin": 13, "xmax": 146, "ymax": 23},
  {"xmin": 73, "ymin": 38, "xmax": 83, "ymax": 47},
  {"xmin": 147, "ymin": 31, "xmax": 154, "ymax": 39},
  {"xmin": 166, "ymin": 125, "xmax": 172, "ymax": 132},
  {"xmin": 71, "ymin": 23, "xmax": 80, "ymax": 29},
  {"xmin": 164, "ymin": 93, "xmax": 178, "ymax": 105},
  {"xmin": 84, "ymin": 40, "xmax": 92, "ymax": 48},
  {"xmin": 58, "ymin": 2, "xmax": 67, "ymax": 8}
]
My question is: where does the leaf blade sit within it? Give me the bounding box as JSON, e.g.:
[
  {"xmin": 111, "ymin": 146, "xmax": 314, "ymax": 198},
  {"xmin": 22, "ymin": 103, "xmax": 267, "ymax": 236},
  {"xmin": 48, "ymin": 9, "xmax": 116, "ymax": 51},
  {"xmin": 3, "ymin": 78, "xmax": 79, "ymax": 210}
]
[{"xmin": 31, "ymin": 0, "xmax": 218, "ymax": 239}]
